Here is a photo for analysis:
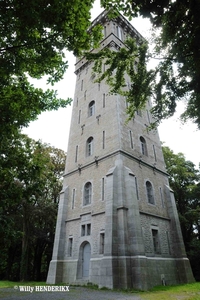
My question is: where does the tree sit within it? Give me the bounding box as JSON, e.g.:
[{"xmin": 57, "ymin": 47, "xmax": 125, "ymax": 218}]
[
  {"xmin": 86, "ymin": 37, "xmax": 155, "ymax": 120},
  {"xmin": 162, "ymin": 146, "xmax": 200, "ymax": 279},
  {"xmin": 0, "ymin": 0, "xmax": 102, "ymax": 141},
  {"xmin": 93, "ymin": 0, "xmax": 200, "ymax": 128},
  {"xmin": 2, "ymin": 1, "xmax": 200, "ymax": 133},
  {"xmin": 0, "ymin": 0, "xmax": 101, "ymax": 279},
  {"xmin": 0, "ymin": 134, "xmax": 66, "ymax": 281}
]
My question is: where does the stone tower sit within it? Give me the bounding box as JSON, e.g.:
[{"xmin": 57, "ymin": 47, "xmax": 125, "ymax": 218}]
[{"xmin": 47, "ymin": 10, "xmax": 194, "ymax": 290}]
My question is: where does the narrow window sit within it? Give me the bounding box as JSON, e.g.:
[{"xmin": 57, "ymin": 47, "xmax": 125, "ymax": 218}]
[
  {"xmin": 99, "ymin": 233, "xmax": 105, "ymax": 254},
  {"xmin": 86, "ymin": 137, "xmax": 93, "ymax": 156},
  {"xmin": 166, "ymin": 231, "xmax": 171, "ymax": 254},
  {"xmin": 72, "ymin": 189, "xmax": 75, "ymax": 209},
  {"xmin": 116, "ymin": 26, "xmax": 122, "ymax": 39},
  {"xmin": 129, "ymin": 130, "xmax": 133, "ymax": 149},
  {"xmin": 98, "ymin": 82, "xmax": 100, "ymax": 91},
  {"xmin": 125, "ymin": 99, "xmax": 129, "ymax": 109},
  {"xmin": 84, "ymin": 90, "xmax": 87, "ymax": 101},
  {"xmin": 135, "ymin": 177, "xmax": 139, "ymax": 200},
  {"xmin": 75, "ymin": 145, "xmax": 78, "ymax": 163},
  {"xmin": 160, "ymin": 187, "xmax": 164, "ymax": 207},
  {"xmin": 78, "ymin": 110, "xmax": 81, "ymax": 124},
  {"xmin": 103, "ymin": 93, "xmax": 106, "ymax": 108},
  {"xmin": 88, "ymin": 101, "xmax": 95, "ymax": 117},
  {"xmin": 76, "ymin": 97, "xmax": 78, "ymax": 107},
  {"xmin": 104, "ymin": 26, "xmax": 107, "ymax": 37},
  {"xmin": 102, "ymin": 131, "xmax": 105, "ymax": 149},
  {"xmin": 140, "ymin": 136, "xmax": 148, "ymax": 156},
  {"xmin": 152, "ymin": 229, "xmax": 160, "ymax": 254},
  {"xmin": 147, "ymin": 110, "xmax": 151, "ymax": 123},
  {"xmin": 153, "ymin": 144, "xmax": 157, "ymax": 161},
  {"xmin": 81, "ymin": 79, "xmax": 83, "ymax": 91},
  {"xmin": 90, "ymin": 73, "xmax": 95, "ymax": 81},
  {"xmin": 136, "ymin": 110, "xmax": 142, "ymax": 117},
  {"xmin": 81, "ymin": 225, "xmax": 85, "ymax": 236},
  {"xmin": 102, "ymin": 177, "xmax": 105, "ymax": 201},
  {"xmin": 84, "ymin": 182, "xmax": 92, "ymax": 205},
  {"xmin": 68, "ymin": 238, "xmax": 73, "ymax": 256},
  {"xmin": 134, "ymin": 61, "xmax": 138, "ymax": 72},
  {"xmin": 146, "ymin": 181, "xmax": 154, "ymax": 204},
  {"xmin": 87, "ymin": 224, "xmax": 91, "ymax": 236}
]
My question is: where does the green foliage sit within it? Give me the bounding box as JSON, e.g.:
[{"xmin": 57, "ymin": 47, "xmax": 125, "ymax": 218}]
[
  {"xmin": 0, "ymin": 134, "xmax": 66, "ymax": 281},
  {"xmin": 0, "ymin": 6, "xmax": 102, "ymax": 280},
  {"xmin": 0, "ymin": 74, "xmax": 72, "ymax": 139},
  {"xmin": 188, "ymin": 239, "xmax": 200, "ymax": 282},
  {"xmin": 101, "ymin": 0, "xmax": 139, "ymax": 20},
  {"xmin": 1, "ymin": 0, "xmax": 200, "ymax": 132},
  {"xmin": 0, "ymin": 0, "xmax": 99, "ymax": 78},
  {"xmin": 0, "ymin": 0, "xmax": 103, "ymax": 141},
  {"xmin": 162, "ymin": 146, "xmax": 200, "ymax": 279},
  {"xmin": 86, "ymin": 38, "xmax": 155, "ymax": 121},
  {"xmin": 100, "ymin": 0, "xmax": 200, "ymax": 128},
  {"xmin": 141, "ymin": 282, "xmax": 200, "ymax": 300}
]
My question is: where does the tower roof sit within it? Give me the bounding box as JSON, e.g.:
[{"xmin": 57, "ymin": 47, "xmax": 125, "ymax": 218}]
[
  {"xmin": 75, "ymin": 10, "xmax": 145, "ymax": 74},
  {"xmin": 90, "ymin": 9, "xmax": 144, "ymax": 43}
]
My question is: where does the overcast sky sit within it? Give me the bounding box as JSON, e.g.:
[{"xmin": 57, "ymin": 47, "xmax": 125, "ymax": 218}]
[{"xmin": 23, "ymin": 1, "xmax": 200, "ymax": 168}]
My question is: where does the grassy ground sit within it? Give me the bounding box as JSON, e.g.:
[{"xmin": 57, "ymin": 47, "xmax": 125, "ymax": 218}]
[
  {"xmin": 0, "ymin": 281, "xmax": 47, "ymax": 288},
  {"xmin": 0, "ymin": 281, "xmax": 200, "ymax": 299},
  {"xmin": 139, "ymin": 283, "xmax": 200, "ymax": 300}
]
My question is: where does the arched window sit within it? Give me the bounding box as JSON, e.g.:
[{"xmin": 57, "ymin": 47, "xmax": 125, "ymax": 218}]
[
  {"xmin": 84, "ymin": 182, "xmax": 92, "ymax": 205},
  {"xmin": 88, "ymin": 101, "xmax": 95, "ymax": 117},
  {"xmin": 146, "ymin": 181, "xmax": 155, "ymax": 204},
  {"xmin": 140, "ymin": 136, "xmax": 148, "ymax": 156},
  {"xmin": 86, "ymin": 137, "xmax": 93, "ymax": 156}
]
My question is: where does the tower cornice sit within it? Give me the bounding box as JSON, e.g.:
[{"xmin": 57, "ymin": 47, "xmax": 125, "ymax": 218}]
[
  {"xmin": 89, "ymin": 9, "xmax": 144, "ymax": 42},
  {"xmin": 64, "ymin": 149, "xmax": 169, "ymax": 178}
]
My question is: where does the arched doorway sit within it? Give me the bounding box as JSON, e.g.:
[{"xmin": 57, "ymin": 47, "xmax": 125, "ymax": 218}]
[{"xmin": 82, "ymin": 242, "xmax": 91, "ymax": 278}]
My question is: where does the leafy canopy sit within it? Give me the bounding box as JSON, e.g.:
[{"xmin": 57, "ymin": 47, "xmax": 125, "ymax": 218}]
[
  {"xmin": 99, "ymin": 0, "xmax": 200, "ymax": 128},
  {"xmin": 0, "ymin": 133, "xmax": 66, "ymax": 281},
  {"xmin": 86, "ymin": 37, "xmax": 155, "ymax": 120},
  {"xmin": 162, "ymin": 146, "xmax": 200, "ymax": 243},
  {"xmin": 1, "ymin": 0, "xmax": 200, "ymax": 132},
  {"xmin": 162, "ymin": 145, "xmax": 200, "ymax": 279},
  {"xmin": 0, "ymin": 0, "xmax": 102, "ymax": 140}
]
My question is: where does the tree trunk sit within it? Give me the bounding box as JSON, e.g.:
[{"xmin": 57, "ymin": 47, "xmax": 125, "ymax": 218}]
[
  {"xmin": 20, "ymin": 202, "xmax": 30, "ymax": 281},
  {"xmin": 33, "ymin": 239, "xmax": 47, "ymax": 281}
]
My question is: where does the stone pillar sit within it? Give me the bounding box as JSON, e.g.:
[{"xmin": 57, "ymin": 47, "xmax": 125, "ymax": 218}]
[
  {"xmin": 46, "ymin": 186, "xmax": 68, "ymax": 284},
  {"xmin": 124, "ymin": 166, "xmax": 148, "ymax": 290},
  {"xmin": 99, "ymin": 166, "xmax": 118, "ymax": 289},
  {"xmin": 99, "ymin": 159, "xmax": 148, "ymax": 290},
  {"xmin": 165, "ymin": 185, "xmax": 195, "ymax": 283}
]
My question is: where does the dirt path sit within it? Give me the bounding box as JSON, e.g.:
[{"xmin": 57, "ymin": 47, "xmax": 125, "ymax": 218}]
[{"xmin": 0, "ymin": 286, "xmax": 142, "ymax": 300}]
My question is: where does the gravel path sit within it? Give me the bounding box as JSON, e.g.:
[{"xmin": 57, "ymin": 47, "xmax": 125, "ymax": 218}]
[{"xmin": 0, "ymin": 286, "xmax": 142, "ymax": 300}]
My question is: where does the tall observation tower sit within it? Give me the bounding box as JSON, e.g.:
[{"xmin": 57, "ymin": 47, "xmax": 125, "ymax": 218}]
[{"xmin": 47, "ymin": 10, "xmax": 194, "ymax": 290}]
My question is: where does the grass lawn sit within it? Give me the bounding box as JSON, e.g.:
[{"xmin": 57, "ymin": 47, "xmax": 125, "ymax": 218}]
[
  {"xmin": 139, "ymin": 283, "xmax": 200, "ymax": 300},
  {"xmin": 0, "ymin": 281, "xmax": 200, "ymax": 299},
  {"xmin": 0, "ymin": 281, "xmax": 46, "ymax": 288}
]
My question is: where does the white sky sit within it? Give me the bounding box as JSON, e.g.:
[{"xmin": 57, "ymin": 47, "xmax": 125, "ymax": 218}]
[{"xmin": 23, "ymin": 1, "xmax": 200, "ymax": 168}]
